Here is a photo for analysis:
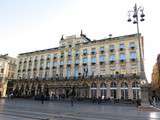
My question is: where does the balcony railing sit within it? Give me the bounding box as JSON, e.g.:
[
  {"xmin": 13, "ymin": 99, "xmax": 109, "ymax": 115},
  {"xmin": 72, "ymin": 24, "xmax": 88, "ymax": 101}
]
[
  {"xmin": 130, "ymin": 58, "xmax": 137, "ymax": 62},
  {"xmin": 13, "ymin": 73, "xmax": 142, "ymax": 82},
  {"xmin": 109, "ymin": 49, "xmax": 114, "ymax": 52}
]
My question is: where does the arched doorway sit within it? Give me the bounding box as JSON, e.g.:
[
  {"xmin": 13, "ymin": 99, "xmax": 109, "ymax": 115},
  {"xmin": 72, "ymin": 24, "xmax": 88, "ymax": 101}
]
[
  {"xmin": 110, "ymin": 82, "xmax": 117, "ymax": 99},
  {"xmin": 100, "ymin": 83, "xmax": 107, "ymax": 99},
  {"xmin": 132, "ymin": 81, "xmax": 140, "ymax": 99},
  {"xmin": 121, "ymin": 82, "xmax": 128, "ymax": 100},
  {"xmin": 91, "ymin": 83, "xmax": 97, "ymax": 98}
]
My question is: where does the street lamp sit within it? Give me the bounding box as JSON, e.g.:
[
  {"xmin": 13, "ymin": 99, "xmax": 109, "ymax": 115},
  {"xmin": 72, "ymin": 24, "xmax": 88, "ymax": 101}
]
[
  {"xmin": 127, "ymin": 3, "xmax": 149, "ymax": 109},
  {"xmin": 127, "ymin": 3, "xmax": 145, "ymax": 79}
]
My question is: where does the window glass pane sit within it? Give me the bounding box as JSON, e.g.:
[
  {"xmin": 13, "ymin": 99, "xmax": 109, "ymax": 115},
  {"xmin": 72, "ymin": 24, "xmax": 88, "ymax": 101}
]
[
  {"xmin": 130, "ymin": 52, "xmax": 136, "ymax": 59},
  {"xmin": 99, "ymin": 55, "xmax": 105, "ymax": 61},
  {"xmin": 100, "ymin": 47, "xmax": 104, "ymax": 51},
  {"xmin": 109, "ymin": 55, "xmax": 115, "ymax": 61},
  {"xmin": 120, "ymin": 44, "xmax": 125, "ymax": 49},
  {"xmin": 83, "ymin": 57, "xmax": 88, "ymax": 63},
  {"xmin": 109, "ymin": 45, "xmax": 114, "ymax": 50},
  {"xmin": 129, "ymin": 42, "xmax": 135, "ymax": 48},
  {"xmin": 120, "ymin": 53, "xmax": 126, "ymax": 60},
  {"xmin": 83, "ymin": 49, "xmax": 88, "ymax": 54},
  {"xmin": 91, "ymin": 57, "xmax": 96, "ymax": 63}
]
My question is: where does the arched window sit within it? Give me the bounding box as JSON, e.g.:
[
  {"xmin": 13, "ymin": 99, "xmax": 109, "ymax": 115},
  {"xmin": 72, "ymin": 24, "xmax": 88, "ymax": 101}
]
[
  {"xmin": 121, "ymin": 82, "xmax": 128, "ymax": 100},
  {"xmin": 91, "ymin": 83, "xmax": 97, "ymax": 88},
  {"xmin": 110, "ymin": 82, "xmax": 117, "ymax": 99},
  {"xmin": 91, "ymin": 83, "xmax": 97, "ymax": 98},
  {"xmin": 132, "ymin": 81, "xmax": 140, "ymax": 100},
  {"xmin": 100, "ymin": 83, "xmax": 107, "ymax": 98},
  {"xmin": 110, "ymin": 82, "xmax": 117, "ymax": 87},
  {"xmin": 121, "ymin": 82, "xmax": 128, "ymax": 88},
  {"xmin": 132, "ymin": 81, "xmax": 139, "ymax": 87},
  {"xmin": 100, "ymin": 83, "xmax": 107, "ymax": 88}
]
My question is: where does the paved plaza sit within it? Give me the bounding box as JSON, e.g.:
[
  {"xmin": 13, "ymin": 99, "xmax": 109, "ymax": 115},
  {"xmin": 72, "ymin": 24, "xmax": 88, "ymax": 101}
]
[{"xmin": 0, "ymin": 99, "xmax": 160, "ymax": 120}]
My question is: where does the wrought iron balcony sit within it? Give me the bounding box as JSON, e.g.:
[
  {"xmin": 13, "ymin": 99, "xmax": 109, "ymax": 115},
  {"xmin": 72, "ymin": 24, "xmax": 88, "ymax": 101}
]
[
  {"xmin": 109, "ymin": 60, "xmax": 115, "ymax": 64},
  {"xmin": 130, "ymin": 46, "xmax": 135, "ymax": 50},
  {"xmin": 47, "ymin": 57, "xmax": 50, "ymax": 61},
  {"xmin": 110, "ymin": 49, "xmax": 114, "ymax": 52},
  {"xmin": 119, "ymin": 59, "xmax": 126, "ymax": 63},
  {"xmin": 40, "ymin": 67, "xmax": 43, "ymax": 70},
  {"xmin": 33, "ymin": 68, "xmax": 37, "ymax": 71},
  {"xmin": 52, "ymin": 66, "xmax": 56, "ymax": 69},
  {"xmin": 119, "ymin": 48, "xmax": 125, "ymax": 51},
  {"xmin": 40, "ymin": 58, "xmax": 44, "ymax": 61},
  {"xmin": 45, "ymin": 67, "xmax": 49, "ymax": 70},
  {"xmin": 91, "ymin": 62, "xmax": 96, "ymax": 65},
  {"xmin": 130, "ymin": 58, "xmax": 136, "ymax": 62}
]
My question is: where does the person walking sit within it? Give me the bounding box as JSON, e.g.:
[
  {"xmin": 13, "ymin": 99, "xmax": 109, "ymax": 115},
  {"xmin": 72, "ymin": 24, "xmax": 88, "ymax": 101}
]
[
  {"xmin": 41, "ymin": 94, "xmax": 45, "ymax": 104},
  {"xmin": 71, "ymin": 96, "xmax": 74, "ymax": 106}
]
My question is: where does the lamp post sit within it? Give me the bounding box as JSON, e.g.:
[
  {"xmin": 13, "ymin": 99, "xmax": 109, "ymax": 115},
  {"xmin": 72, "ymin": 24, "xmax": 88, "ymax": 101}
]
[
  {"xmin": 127, "ymin": 4, "xmax": 150, "ymax": 109},
  {"xmin": 127, "ymin": 3, "xmax": 145, "ymax": 79}
]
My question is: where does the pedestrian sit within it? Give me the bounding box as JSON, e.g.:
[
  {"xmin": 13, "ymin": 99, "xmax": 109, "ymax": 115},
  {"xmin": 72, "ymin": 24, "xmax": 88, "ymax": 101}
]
[
  {"xmin": 41, "ymin": 94, "xmax": 45, "ymax": 104},
  {"xmin": 136, "ymin": 99, "xmax": 141, "ymax": 108},
  {"xmin": 71, "ymin": 96, "xmax": 74, "ymax": 106}
]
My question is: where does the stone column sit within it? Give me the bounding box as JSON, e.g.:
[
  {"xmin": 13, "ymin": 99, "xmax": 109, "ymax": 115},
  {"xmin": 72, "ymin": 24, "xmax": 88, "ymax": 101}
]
[
  {"xmin": 107, "ymin": 85, "xmax": 110, "ymax": 98},
  {"xmin": 117, "ymin": 84, "xmax": 121, "ymax": 99},
  {"xmin": 89, "ymin": 88, "xmax": 91, "ymax": 98},
  {"xmin": 141, "ymin": 84, "xmax": 149, "ymax": 106}
]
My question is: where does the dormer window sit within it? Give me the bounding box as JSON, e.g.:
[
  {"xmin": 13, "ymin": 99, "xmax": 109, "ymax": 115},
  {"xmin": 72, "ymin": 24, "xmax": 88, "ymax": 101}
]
[
  {"xmin": 53, "ymin": 54, "xmax": 57, "ymax": 59},
  {"xmin": 129, "ymin": 42, "xmax": 135, "ymax": 49},
  {"xmin": 91, "ymin": 48, "xmax": 96, "ymax": 55},
  {"xmin": 47, "ymin": 54, "xmax": 51, "ymax": 60},
  {"xmin": 83, "ymin": 49, "xmax": 88, "ymax": 55},
  {"xmin": 60, "ymin": 53, "xmax": 64, "ymax": 58}
]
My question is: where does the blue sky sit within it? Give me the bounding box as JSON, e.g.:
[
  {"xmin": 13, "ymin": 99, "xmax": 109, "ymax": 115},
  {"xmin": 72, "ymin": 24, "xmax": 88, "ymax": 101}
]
[{"xmin": 0, "ymin": 0, "xmax": 159, "ymax": 82}]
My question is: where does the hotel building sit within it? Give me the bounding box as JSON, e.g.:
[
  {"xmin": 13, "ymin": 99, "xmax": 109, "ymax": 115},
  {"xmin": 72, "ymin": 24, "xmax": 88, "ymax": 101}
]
[{"xmin": 13, "ymin": 33, "xmax": 145, "ymax": 100}]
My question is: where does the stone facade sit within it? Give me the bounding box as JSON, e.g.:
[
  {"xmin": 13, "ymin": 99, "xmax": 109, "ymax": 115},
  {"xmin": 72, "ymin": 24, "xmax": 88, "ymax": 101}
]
[
  {"xmin": 151, "ymin": 54, "xmax": 160, "ymax": 96},
  {"xmin": 12, "ymin": 33, "xmax": 145, "ymax": 100},
  {"xmin": 0, "ymin": 54, "xmax": 16, "ymax": 97}
]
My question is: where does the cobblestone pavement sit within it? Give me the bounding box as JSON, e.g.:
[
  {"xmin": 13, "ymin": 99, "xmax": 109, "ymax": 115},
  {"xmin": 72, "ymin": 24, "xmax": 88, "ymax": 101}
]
[{"xmin": 0, "ymin": 99, "xmax": 160, "ymax": 120}]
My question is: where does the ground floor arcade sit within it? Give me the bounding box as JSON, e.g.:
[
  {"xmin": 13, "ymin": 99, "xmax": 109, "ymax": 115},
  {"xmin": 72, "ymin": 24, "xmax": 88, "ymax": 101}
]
[{"xmin": 7, "ymin": 79, "xmax": 141, "ymax": 100}]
